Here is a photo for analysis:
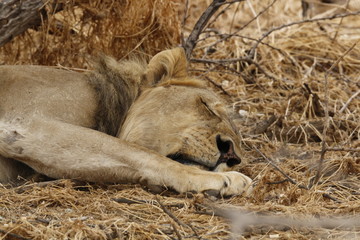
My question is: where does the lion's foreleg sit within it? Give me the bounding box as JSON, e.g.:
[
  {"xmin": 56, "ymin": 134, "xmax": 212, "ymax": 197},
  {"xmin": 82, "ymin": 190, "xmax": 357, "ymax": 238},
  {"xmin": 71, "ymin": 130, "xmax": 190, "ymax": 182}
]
[
  {"xmin": 0, "ymin": 118, "xmax": 252, "ymax": 196},
  {"xmin": 0, "ymin": 118, "xmax": 142, "ymax": 183}
]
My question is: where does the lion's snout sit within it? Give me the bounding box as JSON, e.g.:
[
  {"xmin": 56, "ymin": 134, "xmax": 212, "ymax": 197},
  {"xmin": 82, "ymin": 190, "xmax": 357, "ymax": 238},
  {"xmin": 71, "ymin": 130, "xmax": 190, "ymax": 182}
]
[{"xmin": 215, "ymin": 135, "xmax": 241, "ymax": 168}]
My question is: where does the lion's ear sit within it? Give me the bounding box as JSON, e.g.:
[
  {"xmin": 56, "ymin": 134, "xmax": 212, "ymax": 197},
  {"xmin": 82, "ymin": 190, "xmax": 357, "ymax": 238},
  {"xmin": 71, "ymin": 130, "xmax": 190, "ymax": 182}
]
[{"xmin": 144, "ymin": 48, "xmax": 188, "ymax": 86}]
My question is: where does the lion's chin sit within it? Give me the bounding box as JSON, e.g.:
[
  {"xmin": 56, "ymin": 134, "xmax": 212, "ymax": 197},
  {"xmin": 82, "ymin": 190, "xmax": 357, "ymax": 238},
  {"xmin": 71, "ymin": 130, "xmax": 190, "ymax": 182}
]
[
  {"xmin": 166, "ymin": 153, "xmax": 232, "ymax": 172},
  {"xmin": 166, "ymin": 153, "xmax": 211, "ymax": 171}
]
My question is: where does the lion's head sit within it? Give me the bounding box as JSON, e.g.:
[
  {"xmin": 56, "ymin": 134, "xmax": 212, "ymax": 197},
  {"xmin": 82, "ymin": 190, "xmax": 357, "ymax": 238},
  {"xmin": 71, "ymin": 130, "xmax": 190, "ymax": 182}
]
[{"xmin": 119, "ymin": 48, "xmax": 244, "ymax": 172}]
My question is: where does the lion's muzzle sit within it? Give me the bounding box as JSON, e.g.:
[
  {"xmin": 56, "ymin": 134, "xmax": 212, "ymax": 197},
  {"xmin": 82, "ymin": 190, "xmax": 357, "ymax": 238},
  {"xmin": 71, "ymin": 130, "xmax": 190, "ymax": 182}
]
[{"xmin": 214, "ymin": 135, "xmax": 241, "ymax": 169}]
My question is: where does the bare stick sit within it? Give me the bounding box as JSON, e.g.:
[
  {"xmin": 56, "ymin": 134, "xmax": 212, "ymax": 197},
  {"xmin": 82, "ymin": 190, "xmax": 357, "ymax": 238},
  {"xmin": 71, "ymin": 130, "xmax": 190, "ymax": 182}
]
[
  {"xmin": 201, "ymin": 33, "xmax": 298, "ymax": 66},
  {"xmin": 14, "ymin": 179, "xmax": 82, "ymax": 193},
  {"xmin": 332, "ymin": 0, "xmax": 351, "ymax": 42},
  {"xmin": 171, "ymin": 223, "xmax": 183, "ymax": 240},
  {"xmin": 339, "ymin": 89, "xmax": 360, "ymax": 114},
  {"xmin": 326, "ymin": 147, "xmax": 360, "ymax": 152},
  {"xmin": 180, "ymin": 0, "xmax": 189, "ymax": 46},
  {"xmin": 322, "ymin": 193, "xmax": 342, "ymax": 203},
  {"xmin": 183, "ymin": 0, "xmax": 245, "ymax": 59},
  {"xmin": 249, "ymin": 10, "xmax": 360, "ymax": 59},
  {"xmin": 156, "ymin": 197, "xmax": 199, "ymax": 238},
  {"xmin": 252, "ymin": 115, "xmax": 277, "ymax": 134},
  {"xmin": 204, "ymin": 76, "xmax": 232, "ymax": 97},
  {"xmin": 253, "ymin": 146, "xmax": 308, "ymax": 190},
  {"xmin": 203, "ymin": 0, "xmax": 277, "ymax": 51},
  {"xmin": 191, "ymin": 57, "xmax": 277, "ymax": 81},
  {"xmin": 0, "ymin": 229, "xmax": 31, "ymax": 240},
  {"xmin": 112, "ymin": 198, "xmax": 148, "ymax": 205}
]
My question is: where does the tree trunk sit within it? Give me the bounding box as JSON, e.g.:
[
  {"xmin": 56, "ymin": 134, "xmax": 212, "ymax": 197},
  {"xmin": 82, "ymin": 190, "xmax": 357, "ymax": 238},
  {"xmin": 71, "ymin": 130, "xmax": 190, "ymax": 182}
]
[{"xmin": 0, "ymin": 0, "xmax": 45, "ymax": 47}]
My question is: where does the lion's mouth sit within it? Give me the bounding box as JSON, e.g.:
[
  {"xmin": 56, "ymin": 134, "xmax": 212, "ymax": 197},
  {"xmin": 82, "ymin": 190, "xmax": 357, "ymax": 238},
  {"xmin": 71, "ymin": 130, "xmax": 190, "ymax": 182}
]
[
  {"xmin": 166, "ymin": 153, "xmax": 210, "ymax": 170},
  {"xmin": 167, "ymin": 135, "xmax": 241, "ymax": 171}
]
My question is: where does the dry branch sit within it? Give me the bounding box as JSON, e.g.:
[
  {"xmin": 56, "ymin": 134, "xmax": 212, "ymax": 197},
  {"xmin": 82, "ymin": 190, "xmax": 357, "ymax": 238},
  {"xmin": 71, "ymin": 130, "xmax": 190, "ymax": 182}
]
[
  {"xmin": 206, "ymin": 0, "xmax": 277, "ymax": 49},
  {"xmin": 253, "ymin": 146, "xmax": 308, "ymax": 190},
  {"xmin": 252, "ymin": 115, "xmax": 278, "ymax": 134},
  {"xmin": 0, "ymin": 229, "xmax": 31, "ymax": 240},
  {"xmin": 191, "ymin": 57, "xmax": 277, "ymax": 81},
  {"xmin": 183, "ymin": 0, "xmax": 245, "ymax": 59},
  {"xmin": 339, "ymin": 89, "xmax": 360, "ymax": 114},
  {"xmin": 0, "ymin": 0, "xmax": 61, "ymax": 46},
  {"xmin": 156, "ymin": 197, "xmax": 199, "ymax": 239},
  {"xmin": 184, "ymin": 0, "xmax": 226, "ymax": 59}
]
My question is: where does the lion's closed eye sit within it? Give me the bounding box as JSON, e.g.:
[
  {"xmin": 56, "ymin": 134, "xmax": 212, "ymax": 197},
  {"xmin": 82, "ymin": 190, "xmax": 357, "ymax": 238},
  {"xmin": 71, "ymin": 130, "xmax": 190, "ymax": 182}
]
[{"xmin": 199, "ymin": 97, "xmax": 225, "ymax": 119}]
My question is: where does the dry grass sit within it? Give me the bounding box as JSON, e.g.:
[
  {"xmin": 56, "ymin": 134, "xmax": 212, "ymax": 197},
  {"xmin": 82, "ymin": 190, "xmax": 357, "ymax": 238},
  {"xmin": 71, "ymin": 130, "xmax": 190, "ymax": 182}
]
[
  {"xmin": 1, "ymin": 0, "xmax": 360, "ymax": 239},
  {"xmin": 0, "ymin": 0, "xmax": 181, "ymax": 67}
]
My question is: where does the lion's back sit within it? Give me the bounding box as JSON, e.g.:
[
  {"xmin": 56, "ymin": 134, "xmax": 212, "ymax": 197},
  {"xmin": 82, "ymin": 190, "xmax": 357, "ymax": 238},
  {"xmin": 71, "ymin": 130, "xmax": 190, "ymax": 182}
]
[{"xmin": 0, "ymin": 65, "xmax": 97, "ymax": 127}]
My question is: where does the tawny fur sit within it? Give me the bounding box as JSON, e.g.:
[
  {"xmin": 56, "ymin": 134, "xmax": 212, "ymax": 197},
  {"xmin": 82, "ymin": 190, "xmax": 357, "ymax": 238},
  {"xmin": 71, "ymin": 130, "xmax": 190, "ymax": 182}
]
[{"xmin": 0, "ymin": 48, "xmax": 252, "ymax": 197}]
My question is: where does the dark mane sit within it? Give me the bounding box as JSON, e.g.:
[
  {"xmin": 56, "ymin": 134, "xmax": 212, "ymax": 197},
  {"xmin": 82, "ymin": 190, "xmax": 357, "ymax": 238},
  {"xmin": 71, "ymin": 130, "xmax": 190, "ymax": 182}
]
[{"xmin": 87, "ymin": 56, "xmax": 146, "ymax": 136}]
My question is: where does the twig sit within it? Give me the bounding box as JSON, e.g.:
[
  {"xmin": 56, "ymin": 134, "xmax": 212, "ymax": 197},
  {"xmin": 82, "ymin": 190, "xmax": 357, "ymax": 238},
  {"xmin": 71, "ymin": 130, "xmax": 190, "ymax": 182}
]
[
  {"xmin": 180, "ymin": 0, "xmax": 189, "ymax": 46},
  {"xmin": 183, "ymin": 0, "xmax": 245, "ymax": 59},
  {"xmin": 112, "ymin": 198, "xmax": 186, "ymax": 209},
  {"xmin": 35, "ymin": 218, "xmax": 51, "ymax": 224},
  {"xmin": 183, "ymin": 0, "xmax": 225, "ymax": 59},
  {"xmin": 248, "ymin": 10, "xmax": 360, "ymax": 59},
  {"xmin": 266, "ymin": 179, "xmax": 289, "ymax": 185},
  {"xmin": 322, "ymin": 193, "xmax": 342, "ymax": 203},
  {"xmin": 191, "ymin": 66, "xmax": 257, "ymax": 85},
  {"xmin": 171, "ymin": 223, "xmax": 183, "ymax": 240},
  {"xmin": 252, "ymin": 115, "xmax": 278, "ymax": 134},
  {"xmin": 204, "ymin": 76, "xmax": 232, "ymax": 97},
  {"xmin": 156, "ymin": 197, "xmax": 199, "ymax": 239},
  {"xmin": 312, "ymin": 41, "xmax": 359, "ymax": 186},
  {"xmin": 201, "ymin": 0, "xmax": 277, "ymax": 52},
  {"xmin": 206, "ymin": 2, "xmax": 233, "ymax": 29},
  {"xmin": 325, "ymin": 147, "xmax": 360, "ymax": 152},
  {"xmin": 0, "ymin": 229, "xmax": 31, "ymax": 240},
  {"xmin": 191, "ymin": 57, "xmax": 277, "ymax": 81},
  {"xmin": 332, "ymin": 0, "xmax": 351, "ymax": 42},
  {"xmin": 229, "ymin": 0, "xmax": 241, "ymax": 33},
  {"xmin": 253, "ymin": 146, "xmax": 308, "ymax": 190},
  {"xmin": 197, "ymin": 32, "xmax": 300, "ymax": 69},
  {"xmin": 112, "ymin": 198, "xmax": 148, "ymax": 205},
  {"xmin": 339, "ymin": 89, "xmax": 360, "ymax": 114},
  {"xmin": 14, "ymin": 179, "xmax": 78, "ymax": 193}
]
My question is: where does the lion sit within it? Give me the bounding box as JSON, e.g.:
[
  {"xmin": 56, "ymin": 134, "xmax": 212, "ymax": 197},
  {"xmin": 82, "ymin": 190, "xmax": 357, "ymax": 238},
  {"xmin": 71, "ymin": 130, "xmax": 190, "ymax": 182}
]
[{"xmin": 0, "ymin": 48, "xmax": 252, "ymax": 197}]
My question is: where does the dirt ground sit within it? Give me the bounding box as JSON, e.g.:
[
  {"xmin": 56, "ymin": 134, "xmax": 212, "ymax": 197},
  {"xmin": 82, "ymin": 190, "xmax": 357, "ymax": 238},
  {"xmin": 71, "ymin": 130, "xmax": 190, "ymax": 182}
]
[{"xmin": 0, "ymin": 0, "xmax": 359, "ymax": 239}]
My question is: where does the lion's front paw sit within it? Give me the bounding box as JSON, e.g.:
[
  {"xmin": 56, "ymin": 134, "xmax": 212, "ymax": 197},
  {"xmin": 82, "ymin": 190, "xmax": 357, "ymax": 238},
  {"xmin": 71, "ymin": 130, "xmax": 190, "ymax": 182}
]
[
  {"xmin": 219, "ymin": 171, "xmax": 253, "ymax": 197},
  {"xmin": 202, "ymin": 171, "xmax": 253, "ymax": 197}
]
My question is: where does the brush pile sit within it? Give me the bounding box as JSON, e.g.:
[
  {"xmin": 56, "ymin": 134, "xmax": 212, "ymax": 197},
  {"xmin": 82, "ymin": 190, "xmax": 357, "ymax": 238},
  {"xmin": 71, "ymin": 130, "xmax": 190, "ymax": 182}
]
[{"xmin": 1, "ymin": 0, "xmax": 359, "ymax": 239}]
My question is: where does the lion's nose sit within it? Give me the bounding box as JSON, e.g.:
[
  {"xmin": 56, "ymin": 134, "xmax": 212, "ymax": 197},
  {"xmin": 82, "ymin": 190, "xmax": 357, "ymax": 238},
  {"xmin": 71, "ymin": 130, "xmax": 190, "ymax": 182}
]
[{"xmin": 216, "ymin": 135, "xmax": 241, "ymax": 167}]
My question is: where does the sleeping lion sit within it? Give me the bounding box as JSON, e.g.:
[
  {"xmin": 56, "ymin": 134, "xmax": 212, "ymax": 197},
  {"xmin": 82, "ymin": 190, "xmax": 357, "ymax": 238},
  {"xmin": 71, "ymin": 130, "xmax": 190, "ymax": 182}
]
[{"xmin": 0, "ymin": 48, "xmax": 252, "ymax": 197}]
